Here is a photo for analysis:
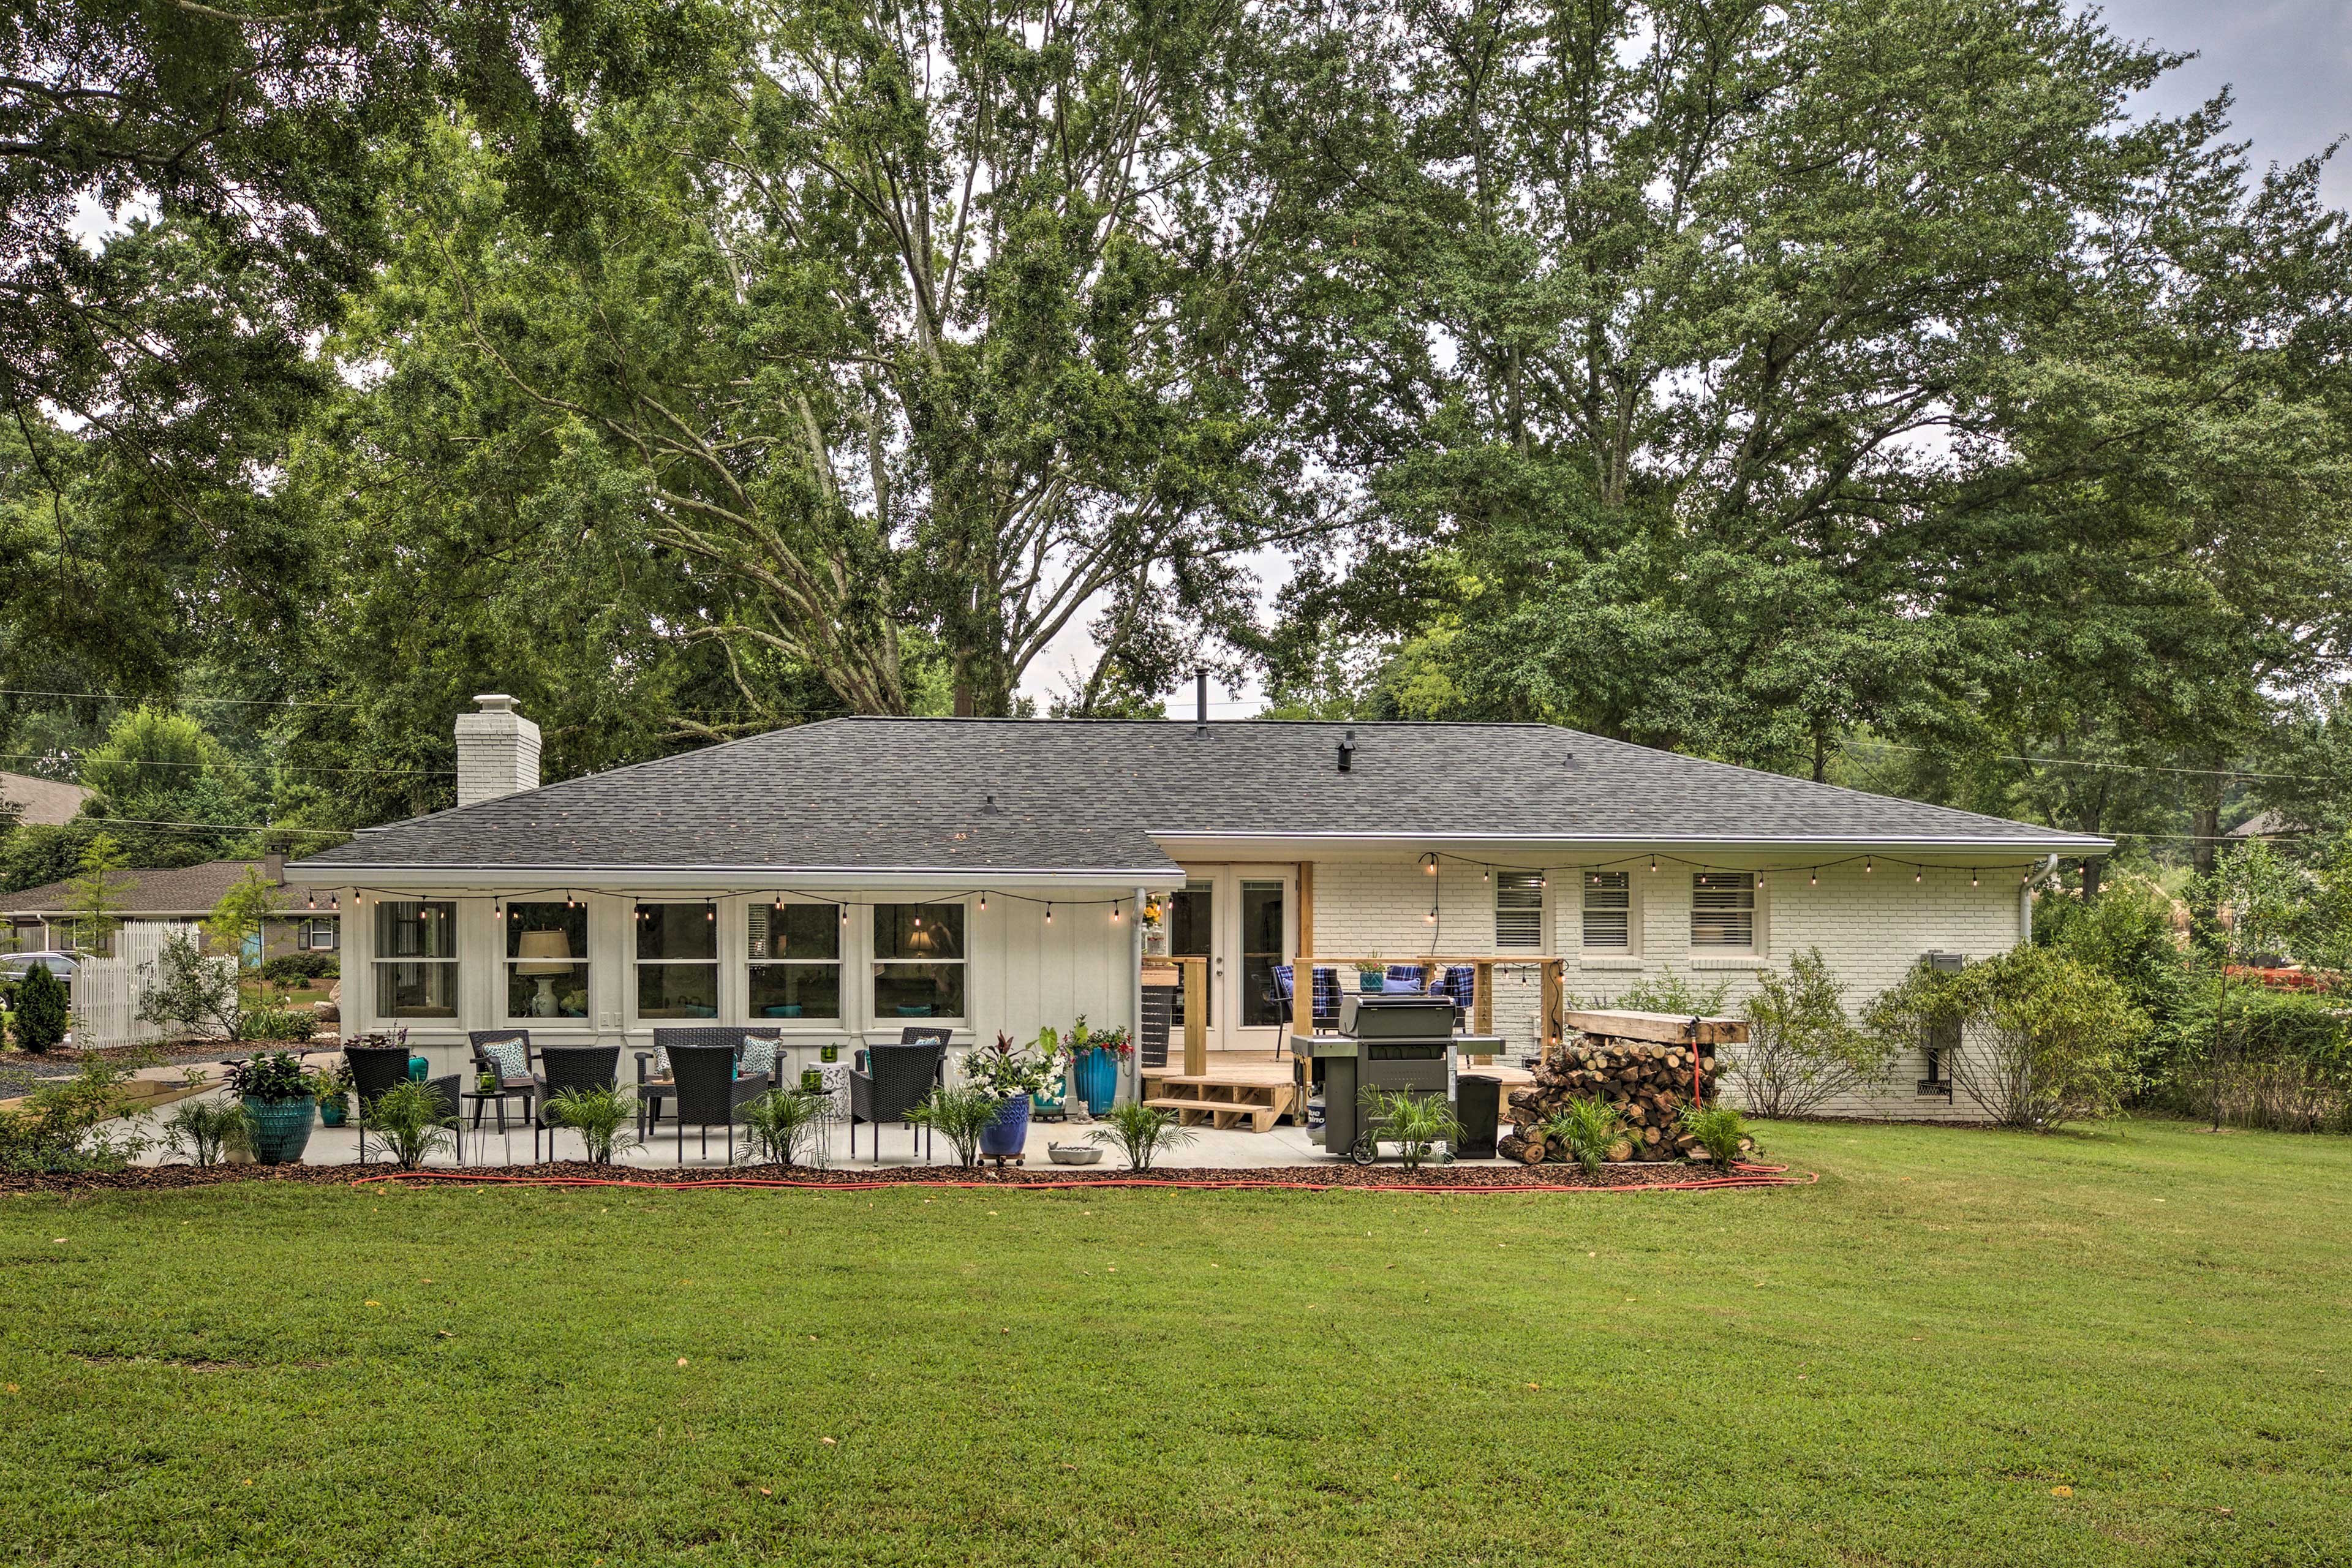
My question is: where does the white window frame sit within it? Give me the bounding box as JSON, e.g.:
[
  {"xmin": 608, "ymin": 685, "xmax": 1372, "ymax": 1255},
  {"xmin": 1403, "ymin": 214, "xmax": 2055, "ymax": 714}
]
[
  {"xmin": 872, "ymin": 899, "xmax": 970, "ymax": 1027},
  {"xmin": 503, "ymin": 900, "xmax": 592, "ymax": 1025},
  {"xmin": 1494, "ymin": 871, "xmax": 1545, "ymax": 951},
  {"xmin": 1690, "ymin": 873, "xmax": 1757, "ymax": 952},
  {"xmin": 748, "ymin": 898, "xmax": 845, "ymax": 1028},
  {"xmin": 372, "ymin": 899, "xmax": 460, "ymax": 1023},
  {"xmin": 1581, "ymin": 872, "xmax": 1634, "ymax": 952},
  {"xmin": 631, "ymin": 901, "xmax": 722, "ymax": 1023},
  {"xmin": 302, "ymin": 918, "xmax": 339, "ymax": 952}
]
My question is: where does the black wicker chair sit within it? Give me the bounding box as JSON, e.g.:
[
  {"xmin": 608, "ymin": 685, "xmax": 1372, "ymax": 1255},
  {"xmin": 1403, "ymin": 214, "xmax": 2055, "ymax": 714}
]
[
  {"xmin": 467, "ymin": 1029, "xmax": 535, "ymax": 1132},
  {"xmin": 850, "ymin": 1040, "xmax": 946, "ymax": 1161},
  {"xmin": 661, "ymin": 1044, "xmax": 773, "ymax": 1165},
  {"xmin": 346, "ymin": 1046, "xmax": 463, "ymax": 1166},
  {"xmin": 637, "ymin": 1027, "xmax": 783, "ymax": 1139},
  {"xmin": 531, "ymin": 1044, "xmax": 622, "ymax": 1162}
]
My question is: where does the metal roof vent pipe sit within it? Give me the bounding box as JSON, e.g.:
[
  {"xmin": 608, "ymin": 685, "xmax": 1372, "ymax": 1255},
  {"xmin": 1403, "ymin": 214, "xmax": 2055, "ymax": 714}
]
[
  {"xmin": 1337, "ymin": 729, "xmax": 1357, "ymax": 772},
  {"xmin": 1194, "ymin": 669, "xmax": 1208, "ymax": 734}
]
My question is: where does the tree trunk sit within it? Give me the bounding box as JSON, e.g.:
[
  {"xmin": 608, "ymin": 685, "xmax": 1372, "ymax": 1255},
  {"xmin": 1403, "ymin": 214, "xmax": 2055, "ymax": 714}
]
[{"xmin": 2081, "ymin": 858, "xmax": 2101, "ymax": 899}]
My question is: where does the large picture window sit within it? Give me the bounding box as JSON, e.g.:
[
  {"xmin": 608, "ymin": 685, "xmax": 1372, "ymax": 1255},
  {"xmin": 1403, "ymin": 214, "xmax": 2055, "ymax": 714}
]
[
  {"xmin": 635, "ymin": 902, "xmax": 718, "ymax": 1019},
  {"xmin": 749, "ymin": 902, "xmax": 842, "ymax": 1020},
  {"xmin": 873, "ymin": 903, "xmax": 966, "ymax": 1020},
  {"xmin": 506, "ymin": 901, "xmax": 590, "ymax": 1020},
  {"xmin": 375, "ymin": 900, "xmax": 458, "ymax": 1019},
  {"xmin": 1582, "ymin": 873, "xmax": 1630, "ymax": 950},
  {"xmin": 1691, "ymin": 873, "xmax": 1755, "ymax": 950}
]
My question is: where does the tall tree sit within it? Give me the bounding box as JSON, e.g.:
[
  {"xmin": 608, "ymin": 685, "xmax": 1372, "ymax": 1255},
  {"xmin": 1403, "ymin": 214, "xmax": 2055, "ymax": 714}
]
[{"xmin": 353, "ymin": 0, "xmax": 1313, "ymax": 719}]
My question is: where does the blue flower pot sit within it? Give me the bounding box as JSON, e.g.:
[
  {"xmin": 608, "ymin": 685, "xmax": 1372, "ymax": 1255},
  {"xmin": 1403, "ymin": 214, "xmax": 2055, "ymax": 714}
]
[
  {"xmin": 1074, "ymin": 1047, "xmax": 1118, "ymax": 1116},
  {"xmin": 1359, "ymin": 973, "xmax": 1381, "ymax": 993},
  {"xmin": 406, "ymin": 1056, "xmax": 429, "ymax": 1083},
  {"xmin": 244, "ymin": 1096, "xmax": 317, "ymax": 1165},
  {"xmin": 319, "ymin": 1099, "xmax": 347, "ymax": 1128},
  {"xmin": 980, "ymin": 1095, "xmax": 1030, "ymax": 1158}
]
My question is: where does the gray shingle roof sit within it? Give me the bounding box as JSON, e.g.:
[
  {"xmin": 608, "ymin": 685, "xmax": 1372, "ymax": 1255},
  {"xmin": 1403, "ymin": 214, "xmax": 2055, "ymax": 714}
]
[
  {"xmin": 2, "ymin": 859, "xmax": 339, "ymax": 916},
  {"xmin": 291, "ymin": 718, "xmax": 2109, "ymax": 878}
]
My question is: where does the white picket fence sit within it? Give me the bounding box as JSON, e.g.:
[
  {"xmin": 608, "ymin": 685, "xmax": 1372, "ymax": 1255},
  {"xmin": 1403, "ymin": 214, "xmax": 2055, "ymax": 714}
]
[{"xmin": 70, "ymin": 921, "xmax": 234, "ymax": 1049}]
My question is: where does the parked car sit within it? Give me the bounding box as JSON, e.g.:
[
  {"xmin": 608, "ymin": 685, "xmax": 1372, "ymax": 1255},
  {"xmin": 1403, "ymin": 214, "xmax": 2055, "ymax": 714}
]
[{"xmin": 0, "ymin": 951, "xmax": 78, "ymax": 982}]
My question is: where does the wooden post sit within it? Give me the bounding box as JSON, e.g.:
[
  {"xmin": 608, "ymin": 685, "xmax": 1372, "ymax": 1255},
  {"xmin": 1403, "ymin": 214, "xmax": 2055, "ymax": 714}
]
[
  {"xmin": 1539, "ymin": 960, "xmax": 1562, "ymax": 1065},
  {"xmin": 1297, "ymin": 861, "xmax": 1314, "ymax": 958},
  {"xmin": 1182, "ymin": 956, "xmax": 1207, "ymax": 1076},
  {"xmin": 1473, "ymin": 961, "xmax": 1493, "ymax": 1037}
]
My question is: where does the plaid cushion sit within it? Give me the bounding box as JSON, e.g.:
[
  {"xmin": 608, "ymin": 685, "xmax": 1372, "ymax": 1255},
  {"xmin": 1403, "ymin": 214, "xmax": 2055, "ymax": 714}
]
[
  {"xmin": 1436, "ymin": 965, "xmax": 1477, "ymax": 1010},
  {"xmin": 739, "ymin": 1035, "xmax": 777, "ymax": 1079},
  {"xmin": 478, "ymin": 1036, "xmax": 529, "ymax": 1082}
]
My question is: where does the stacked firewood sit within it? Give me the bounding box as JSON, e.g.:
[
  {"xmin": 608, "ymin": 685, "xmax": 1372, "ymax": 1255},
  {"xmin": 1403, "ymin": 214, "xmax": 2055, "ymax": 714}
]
[{"xmin": 1496, "ymin": 1039, "xmax": 1721, "ymax": 1164}]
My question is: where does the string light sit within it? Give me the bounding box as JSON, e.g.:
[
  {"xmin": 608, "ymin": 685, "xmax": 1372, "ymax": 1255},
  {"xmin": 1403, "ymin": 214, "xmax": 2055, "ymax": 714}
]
[
  {"xmin": 1110, "ymin": 902, "xmax": 1121, "ymax": 923},
  {"xmin": 1810, "ymin": 869, "xmax": 1817, "ymax": 886},
  {"xmin": 1865, "ymin": 857, "xmax": 1874, "ymax": 875},
  {"xmin": 1425, "ymin": 904, "xmax": 1437, "ymax": 924},
  {"xmin": 1971, "ymin": 870, "xmax": 1978, "ymax": 888},
  {"xmin": 1422, "ymin": 853, "xmax": 1438, "ymax": 875},
  {"xmin": 1046, "ymin": 903, "xmax": 1054, "ymax": 924},
  {"xmin": 1914, "ymin": 868, "xmax": 1922, "ymax": 884},
  {"xmin": 1650, "ymin": 854, "xmax": 1658, "ymax": 873},
  {"xmin": 1756, "ymin": 872, "xmax": 1765, "ymax": 889},
  {"xmin": 1482, "ymin": 866, "xmax": 1490, "ymax": 883},
  {"xmin": 978, "ymin": 894, "xmax": 987, "ymax": 911},
  {"xmin": 306, "ymin": 892, "xmax": 315, "ymax": 910}
]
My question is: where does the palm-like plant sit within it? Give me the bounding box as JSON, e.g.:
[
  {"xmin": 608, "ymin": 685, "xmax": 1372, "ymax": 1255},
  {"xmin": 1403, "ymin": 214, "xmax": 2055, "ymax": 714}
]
[
  {"xmin": 1544, "ymin": 1098, "xmax": 1631, "ymax": 1174},
  {"xmin": 742, "ymin": 1087, "xmax": 831, "ymax": 1168},
  {"xmin": 162, "ymin": 1097, "xmax": 251, "ymax": 1167},
  {"xmin": 541, "ymin": 1084, "xmax": 640, "ymax": 1165},
  {"xmin": 909, "ymin": 1084, "xmax": 1003, "ymax": 1168},
  {"xmin": 362, "ymin": 1079, "xmax": 456, "ymax": 1170},
  {"xmin": 1681, "ymin": 1103, "xmax": 1749, "ymax": 1163},
  {"xmin": 1088, "ymin": 1102, "xmax": 1195, "ymax": 1172},
  {"xmin": 1358, "ymin": 1088, "xmax": 1462, "ymax": 1169}
]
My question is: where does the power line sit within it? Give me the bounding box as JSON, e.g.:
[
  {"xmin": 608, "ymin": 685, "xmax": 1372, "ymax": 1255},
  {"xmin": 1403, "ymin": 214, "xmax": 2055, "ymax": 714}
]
[
  {"xmin": 0, "ymin": 687, "xmax": 356, "ymax": 709},
  {"xmin": 1855, "ymin": 737, "xmax": 2329, "ymax": 785},
  {"xmin": 0, "ymin": 752, "xmax": 454, "ymax": 777}
]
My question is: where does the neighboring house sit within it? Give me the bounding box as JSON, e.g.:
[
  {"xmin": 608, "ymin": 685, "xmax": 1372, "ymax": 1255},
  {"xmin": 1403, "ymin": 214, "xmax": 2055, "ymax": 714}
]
[
  {"xmin": 288, "ymin": 694, "xmax": 2109, "ymax": 1123},
  {"xmin": 1, "ymin": 856, "xmax": 341, "ymax": 960},
  {"xmin": 0, "ymin": 771, "xmax": 94, "ymax": 827}
]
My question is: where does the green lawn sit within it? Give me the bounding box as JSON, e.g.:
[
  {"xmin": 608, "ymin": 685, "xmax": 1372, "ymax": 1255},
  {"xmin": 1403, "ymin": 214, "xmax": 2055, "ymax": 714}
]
[{"xmin": 2, "ymin": 1120, "xmax": 2348, "ymax": 1567}]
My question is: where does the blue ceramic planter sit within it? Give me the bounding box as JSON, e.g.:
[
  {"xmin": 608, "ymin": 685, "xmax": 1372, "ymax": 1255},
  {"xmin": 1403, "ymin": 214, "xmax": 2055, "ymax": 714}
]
[
  {"xmin": 980, "ymin": 1095, "xmax": 1030, "ymax": 1158},
  {"xmin": 1074, "ymin": 1047, "xmax": 1118, "ymax": 1116},
  {"xmin": 244, "ymin": 1096, "xmax": 317, "ymax": 1165}
]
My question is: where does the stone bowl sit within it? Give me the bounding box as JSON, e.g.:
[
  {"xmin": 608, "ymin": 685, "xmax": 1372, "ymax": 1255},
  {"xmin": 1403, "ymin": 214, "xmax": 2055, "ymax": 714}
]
[{"xmin": 1046, "ymin": 1143, "xmax": 1102, "ymax": 1166}]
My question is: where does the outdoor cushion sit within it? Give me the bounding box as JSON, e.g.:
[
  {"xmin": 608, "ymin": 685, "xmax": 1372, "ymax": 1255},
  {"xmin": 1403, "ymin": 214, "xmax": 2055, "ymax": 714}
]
[
  {"xmin": 1382, "ymin": 974, "xmax": 1429, "ymax": 994},
  {"xmin": 480, "ymin": 1036, "xmax": 529, "ymax": 1082},
  {"xmin": 739, "ymin": 1035, "xmax": 777, "ymax": 1079}
]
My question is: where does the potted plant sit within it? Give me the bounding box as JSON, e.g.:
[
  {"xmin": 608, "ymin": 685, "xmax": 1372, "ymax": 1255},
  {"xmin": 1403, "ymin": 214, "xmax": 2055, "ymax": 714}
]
[
  {"xmin": 1355, "ymin": 958, "xmax": 1386, "ymax": 994},
  {"xmin": 1070, "ymin": 1017, "xmax": 1133, "ymax": 1117},
  {"xmin": 1030, "ymin": 1023, "xmax": 1069, "ymax": 1121},
  {"xmin": 962, "ymin": 1030, "xmax": 1065, "ymax": 1158},
  {"xmin": 316, "ymin": 1061, "xmax": 352, "ymax": 1128},
  {"xmin": 225, "ymin": 1050, "xmax": 322, "ymax": 1164}
]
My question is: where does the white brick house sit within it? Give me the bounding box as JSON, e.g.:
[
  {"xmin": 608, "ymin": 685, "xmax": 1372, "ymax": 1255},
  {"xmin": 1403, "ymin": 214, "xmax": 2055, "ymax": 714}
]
[{"xmin": 291, "ymin": 700, "xmax": 2105, "ymax": 1123}]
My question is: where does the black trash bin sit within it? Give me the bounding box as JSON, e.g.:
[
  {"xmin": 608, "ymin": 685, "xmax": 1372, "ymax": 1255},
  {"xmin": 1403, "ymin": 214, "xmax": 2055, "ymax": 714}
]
[{"xmin": 1453, "ymin": 1074, "xmax": 1501, "ymax": 1159}]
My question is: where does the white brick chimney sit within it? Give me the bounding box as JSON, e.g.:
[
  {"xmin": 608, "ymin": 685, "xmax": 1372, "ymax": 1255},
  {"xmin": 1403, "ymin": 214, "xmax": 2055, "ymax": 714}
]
[{"xmin": 454, "ymin": 694, "xmax": 541, "ymax": 806}]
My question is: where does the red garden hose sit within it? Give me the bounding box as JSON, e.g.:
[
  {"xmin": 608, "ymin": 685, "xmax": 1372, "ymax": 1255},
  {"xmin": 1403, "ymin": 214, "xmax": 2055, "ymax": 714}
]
[{"xmin": 350, "ymin": 1162, "xmax": 1815, "ymax": 1195}]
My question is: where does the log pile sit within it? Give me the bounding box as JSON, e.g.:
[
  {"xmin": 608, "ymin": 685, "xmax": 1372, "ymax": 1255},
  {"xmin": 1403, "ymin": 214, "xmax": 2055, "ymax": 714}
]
[{"xmin": 1496, "ymin": 1039, "xmax": 1721, "ymax": 1165}]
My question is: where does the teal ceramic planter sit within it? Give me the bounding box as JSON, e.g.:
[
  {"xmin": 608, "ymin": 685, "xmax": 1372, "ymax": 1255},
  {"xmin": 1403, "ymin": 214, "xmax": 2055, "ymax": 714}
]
[
  {"xmin": 244, "ymin": 1096, "xmax": 317, "ymax": 1165},
  {"xmin": 1073, "ymin": 1047, "xmax": 1118, "ymax": 1116},
  {"xmin": 319, "ymin": 1099, "xmax": 347, "ymax": 1128}
]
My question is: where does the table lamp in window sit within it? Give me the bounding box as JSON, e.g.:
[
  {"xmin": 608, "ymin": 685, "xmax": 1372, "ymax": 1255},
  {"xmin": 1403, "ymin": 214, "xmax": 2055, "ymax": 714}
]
[{"xmin": 516, "ymin": 929, "xmax": 573, "ymax": 1017}]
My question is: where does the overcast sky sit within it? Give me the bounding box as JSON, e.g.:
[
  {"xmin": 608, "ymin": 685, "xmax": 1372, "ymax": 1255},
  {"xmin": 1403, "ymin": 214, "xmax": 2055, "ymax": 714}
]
[{"xmin": 1028, "ymin": 0, "xmax": 2352, "ymax": 715}]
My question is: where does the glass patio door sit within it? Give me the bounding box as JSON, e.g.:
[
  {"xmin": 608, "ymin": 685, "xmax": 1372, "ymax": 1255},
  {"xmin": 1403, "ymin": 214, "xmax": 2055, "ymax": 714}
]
[{"xmin": 1175, "ymin": 865, "xmax": 1295, "ymax": 1054}]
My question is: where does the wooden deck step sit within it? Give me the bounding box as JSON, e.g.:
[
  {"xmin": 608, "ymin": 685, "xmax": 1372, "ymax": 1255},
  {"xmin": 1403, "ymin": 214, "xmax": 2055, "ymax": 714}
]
[{"xmin": 1139, "ymin": 1070, "xmax": 1297, "ymax": 1133}]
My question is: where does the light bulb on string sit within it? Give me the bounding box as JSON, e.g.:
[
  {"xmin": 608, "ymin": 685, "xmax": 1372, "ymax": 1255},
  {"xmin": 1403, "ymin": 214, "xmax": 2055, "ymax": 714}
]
[
  {"xmin": 1971, "ymin": 870, "xmax": 1978, "ymax": 888},
  {"xmin": 1111, "ymin": 902, "xmax": 1121, "ymax": 924},
  {"xmin": 979, "ymin": 894, "xmax": 988, "ymax": 911},
  {"xmin": 1809, "ymin": 869, "xmax": 1817, "ymax": 886},
  {"xmin": 1650, "ymin": 854, "xmax": 1658, "ymax": 873},
  {"xmin": 1046, "ymin": 903, "xmax": 1054, "ymax": 924},
  {"xmin": 1865, "ymin": 857, "xmax": 1874, "ymax": 875},
  {"xmin": 1914, "ymin": 867, "xmax": 1921, "ymax": 884}
]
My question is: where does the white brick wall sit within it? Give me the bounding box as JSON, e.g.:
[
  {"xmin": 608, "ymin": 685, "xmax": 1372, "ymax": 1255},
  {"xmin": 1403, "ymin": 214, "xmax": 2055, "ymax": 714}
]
[{"xmin": 1305, "ymin": 856, "xmax": 2030, "ymax": 1121}]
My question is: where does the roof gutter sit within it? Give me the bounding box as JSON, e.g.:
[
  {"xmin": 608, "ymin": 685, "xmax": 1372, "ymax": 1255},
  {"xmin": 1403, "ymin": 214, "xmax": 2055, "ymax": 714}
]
[
  {"xmin": 282, "ymin": 865, "xmax": 1187, "ymax": 892},
  {"xmin": 1145, "ymin": 831, "xmax": 2115, "ymax": 854}
]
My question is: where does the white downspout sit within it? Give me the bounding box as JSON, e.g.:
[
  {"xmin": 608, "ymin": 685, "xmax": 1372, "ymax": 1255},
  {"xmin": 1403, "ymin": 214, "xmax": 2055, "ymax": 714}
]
[
  {"xmin": 1127, "ymin": 884, "xmax": 1147, "ymax": 1107},
  {"xmin": 2019, "ymin": 854, "xmax": 2056, "ymax": 944}
]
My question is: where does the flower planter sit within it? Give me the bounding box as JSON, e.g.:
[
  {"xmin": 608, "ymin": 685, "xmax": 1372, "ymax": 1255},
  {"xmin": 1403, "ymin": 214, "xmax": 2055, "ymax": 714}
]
[
  {"xmin": 1073, "ymin": 1046, "xmax": 1119, "ymax": 1116},
  {"xmin": 319, "ymin": 1099, "xmax": 348, "ymax": 1128},
  {"xmin": 244, "ymin": 1096, "xmax": 317, "ymax": 1165},
  {"xmin": 1359, "ymin": 972, "xmax": 1382, "ymax": 993},
  {"xmin": 979, "ymin": 1095, "xmax": 1030, "ymax": 1158}
]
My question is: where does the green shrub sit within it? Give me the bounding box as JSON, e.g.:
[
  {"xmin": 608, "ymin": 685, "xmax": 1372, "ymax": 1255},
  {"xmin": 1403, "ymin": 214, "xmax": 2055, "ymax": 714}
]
[
  {"xmin": 1866, "ymin": 948, "xmax": 2141, "ymax": 1130},
  {"xmin": 1730, "ymin": 948, "xmax": 1892, "ymax": 1117},
  {"xmin": 0, "ymin": 1057, "xmax": 146, "ymax": 1171},
  {"xmin": 13, "ymin": 962, "xmax": 69, "ymax": 1053},
  {"xmin": 1543, "ymin": 1098, "xmax": 1630, "ymax": 1174},
  {"xmin": 541, "ymin": 1084, "xmax": 638, "ymax": 1164},
  {"xmin": 1681, "ymin": 1103, "xmax": 1749, "ymax": 1163},
  {"xmin": 1359, "ymin": 1087, "xmax": 1461, "ymax": 1169},
  {"xmin": 224, "ymin": 1050, "xmax": 318, "ymax": 1103},
  {"xmin": 1613, "ymin": 971, "xmax": 1732, "ymax": 1017},
  {"xmin": 362, "ymin": 1079, "xmax": 455, "ymax": 1169},
  {"xmin": 1087, "ymin": 1101, "xmax": 1195, "ymax": 1172},
  {"xmin": 2149, "ymin": 985, "xmax": 2351, "ymax": 1132},
  {"xmin": 259, "ymin": 952, "xmax": 339, "ymax": 986},
  {"xmin": 742, "ymin": 1087, "xmax": 831, "ymax": 1167},
  {"xmin": 135, "ymin": 929, "xmax": 239, "ymax": 1039},
  {"xmin": 911, "ymin": 1084, "xmax": 1009, "ymax": 1168},
  {"xmin": 162, "ymin": 1097, "xmax": 252, "ymax": 1167},
  {"xmin": 235, "ymin": 1004, "xmax": 314, "ymax": 1042}
]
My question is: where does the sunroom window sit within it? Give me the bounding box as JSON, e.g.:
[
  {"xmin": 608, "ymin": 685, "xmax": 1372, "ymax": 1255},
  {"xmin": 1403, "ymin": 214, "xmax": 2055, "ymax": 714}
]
[
  {"xmin": 506, "ymin": 900, "xmax": 589, "ymax": 1020},
  {"xmin": 873, "ymin": 903, "xmax": 966, "ymax": 1021},
  {"xmin": 635, "ymin": 902, "xmax": 718, "ymax": 1019},
  {"xmin": 748, "ymin": 901, "xmax": 842, "ymax": 1021},
  {"xmin": 374, "ymin": 900, "xmax": 458, "ymax": 1019}
]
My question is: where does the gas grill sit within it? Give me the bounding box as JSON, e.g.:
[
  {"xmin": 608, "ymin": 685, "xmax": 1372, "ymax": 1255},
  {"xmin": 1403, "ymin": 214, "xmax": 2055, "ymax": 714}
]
[{"xmin": 1297, "ymin": 993, "xmax": 1502, "ymax": 1161}]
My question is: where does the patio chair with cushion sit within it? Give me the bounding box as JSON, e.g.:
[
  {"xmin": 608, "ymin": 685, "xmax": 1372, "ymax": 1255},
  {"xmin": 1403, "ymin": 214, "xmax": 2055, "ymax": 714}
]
[
  {"xmin": 850, "ymin": 1040, "xmax": 946, "ymax": 1161},
  {"xmin": 637, "ymin": 1027, "xmax": 784, "ymax": 1139},
  {"xmin": 1268, "ymin": 966, "xmax": 1344, "ymax": 1036},
  {"xmin": 662, "ymin": 1044, "xmax": 774, "ymax": 1165},
  {"xmin": 531, "ymin": 1044, "xmax": 622, "ymax": 1162},
  {"xmin": 467, "ymin": 1029, "xmax": 535, "ymax": 1131}
]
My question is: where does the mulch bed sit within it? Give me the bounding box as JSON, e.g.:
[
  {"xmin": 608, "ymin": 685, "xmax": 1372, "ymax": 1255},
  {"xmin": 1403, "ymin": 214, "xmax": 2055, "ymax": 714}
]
[
  {"xmin": 1, "ymin": 1042, "xmax": 246, "ymax": 1083},
  {"xmin": 0, "ymin": 1158, "xmax": 1802, "ymax": 1196}
]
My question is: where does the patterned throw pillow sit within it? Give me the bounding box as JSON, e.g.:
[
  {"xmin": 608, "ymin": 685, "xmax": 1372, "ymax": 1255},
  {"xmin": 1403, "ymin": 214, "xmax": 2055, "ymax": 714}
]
[
  {"xmin": 479, "ymin": 1036, "xmax": 529, "ymax": 1082},
  {"xmin": 739, "ymin": 1035, "xmax": 777, "ymax": 1079}
]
